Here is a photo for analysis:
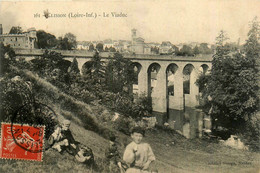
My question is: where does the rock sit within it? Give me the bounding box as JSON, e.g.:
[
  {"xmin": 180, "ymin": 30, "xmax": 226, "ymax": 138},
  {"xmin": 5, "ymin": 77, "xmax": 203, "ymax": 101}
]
[
  {"xmin": 112, "ymin": 112, "xmax": 120, "ymax": 121},
  {"xmin": 223, "ymin": 135, "xmax": 248, "ymax": 150}
]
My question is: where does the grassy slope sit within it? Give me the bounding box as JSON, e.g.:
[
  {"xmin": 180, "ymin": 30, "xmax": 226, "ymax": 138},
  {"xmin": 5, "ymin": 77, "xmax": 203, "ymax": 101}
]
[{"xmin": 1, "ymin": 69, "xmax": 260, "ymax": 173}]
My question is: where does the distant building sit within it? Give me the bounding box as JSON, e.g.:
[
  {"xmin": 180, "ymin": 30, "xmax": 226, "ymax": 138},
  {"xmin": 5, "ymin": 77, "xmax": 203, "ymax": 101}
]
[
  {"xmin": 103, "ymin": 39, "xmax": 114, "ymax": 48},
  {"xmin": 77, "ymin": 41, "xmax": 92, "ymax": 50},
  {"xmin": 0, "ymin": 24, "xmax": 37, "ymax": 49},
  {"xmin": 159, "ymin": 41, "xmax": 173, "ymax": 54},
  {"xmin": 129, "ymin": 29, "xmax": 151, "ymax": 54}
]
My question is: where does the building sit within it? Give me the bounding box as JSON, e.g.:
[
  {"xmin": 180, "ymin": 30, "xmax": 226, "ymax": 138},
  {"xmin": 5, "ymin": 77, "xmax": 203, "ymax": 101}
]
[
  {"xmin": 159, "ymin": 41, "xmax": 174, "ymax": 54},
  {"xmin": 129, "ymin": 29, "xmax": 151, "ymax": 54},
  {"xmin": 77, "ymin": 41, "xmax": 92, "ymax": 50},
  {"xmin": 0, "ymin": 24, "xmax": 37, "ymax": 49},
  {"xmin": 103, "ymin": 39, "xmax": 114, "ymax": 48}
]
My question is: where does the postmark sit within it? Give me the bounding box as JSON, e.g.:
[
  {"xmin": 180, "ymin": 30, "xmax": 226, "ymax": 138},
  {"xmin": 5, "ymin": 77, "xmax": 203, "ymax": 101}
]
[
  {"xmin": 0, "ymin": 123, "xmax": 44, "ymax": 161},
  {"xmin": 0, "ymin": 102, "xmax": 57, "ymax": 161}
]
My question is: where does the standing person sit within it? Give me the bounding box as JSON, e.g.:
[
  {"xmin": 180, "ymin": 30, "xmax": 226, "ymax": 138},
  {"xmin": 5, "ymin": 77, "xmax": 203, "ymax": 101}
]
[{"xmin": 123, "ymin": 127, "xmax": 156, "ymax": 173}]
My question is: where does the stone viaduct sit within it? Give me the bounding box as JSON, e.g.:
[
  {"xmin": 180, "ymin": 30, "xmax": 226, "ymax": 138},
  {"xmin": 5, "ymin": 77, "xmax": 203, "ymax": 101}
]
[{"xmin": 15, "ymin": 49, "xmax": 212, "ymax": 130}]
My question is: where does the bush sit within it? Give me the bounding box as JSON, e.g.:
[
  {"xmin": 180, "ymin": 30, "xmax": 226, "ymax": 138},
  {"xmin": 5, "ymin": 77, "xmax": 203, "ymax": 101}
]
[
  {"xmin": 242, "ymin": 112, "xmax": 260, "ymax": 151},
  {"xmin": 0, "ymin": 76, "xmax": 34, "ymax": 122}
]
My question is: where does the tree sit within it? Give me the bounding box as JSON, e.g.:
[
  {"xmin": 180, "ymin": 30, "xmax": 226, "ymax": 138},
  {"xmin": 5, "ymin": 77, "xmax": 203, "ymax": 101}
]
[
  {"xmin": 242, "ymin": 17, "xmax": 260, "ymax": 150},
  {"xmin": 96, "ymin": 43, "xmax": 104, "ymax": 52},
  {"xmin": 58, "ymin": 33, "xmax": 77, "ymax": 50},
  {"xmin": 199, "ymin": 43, "xmax": 212, "ymax": 54},
  {"xmin": 178, "ymin": 45, "xmax": 193, "ymax": 56},
  {"xmin": 0, "ymin": 44, "xmax": 16, "ymax": 76},
  {"xmin": 36, "ymin": 30, "xmax": 58, "ymax": 49},
  {"xmin": 105, "ymin": 52, "xmax": 135, "ymax": 94},
  {"xmin": 104, "ymin": 46, "xmax": 109, "ymax": 52},
  {"xmin": 58, "ymin": 37, "xmax": 69, "ymax": 50},
  {"xmin": 68, "ymin": 57, "xmax": 80, "ymax": 74},
  {"xmin": 193, "ymin": 45, "xmax": 200, "ymax": 55},
  {"xmin": 64, "ymin": 33, "xmax": 77, "ymax": 49},
  {"xmin": 9, "ymin": 26, "xmax": 23, "ymax": 34},
  {"xmin": 172, "ymin": 45, "xmax": 179, "ymax": 54},
  {"xmin": 84, "ymin": 51, "xmax": 105, "ymax": 85},
  {"xmin": 199, "ymin": 20, "xmax": 259, "ymax": 149},
  {"xmin": 109, "ymin": 47, "xmax": 116, "ymax": 52},
  {"xmin": 89, "ymin": 44, "xmax": 94, "ymax": 51}
]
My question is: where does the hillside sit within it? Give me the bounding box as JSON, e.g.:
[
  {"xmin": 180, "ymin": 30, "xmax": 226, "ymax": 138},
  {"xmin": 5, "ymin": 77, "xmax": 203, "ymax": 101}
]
[{"xmin": 0, "ymin": 68, "xmax": 260, "ymax": 173}]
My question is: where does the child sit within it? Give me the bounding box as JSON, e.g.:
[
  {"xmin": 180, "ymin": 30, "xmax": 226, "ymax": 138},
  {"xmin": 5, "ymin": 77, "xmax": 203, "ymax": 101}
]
[
  {"xmin": 105, "ymin": 135, "xmax": 126, "ymax": 173},
  {"xmin": 75, "ymin": 144, "xmax": 94, "ymax": 166},
  {"xmin": 49, "ymin": 119, "xmax": 77, "ymax": 153},
  {"xmin": 123, "ymin": 127, "xmax": 156, "ymax": 173}
]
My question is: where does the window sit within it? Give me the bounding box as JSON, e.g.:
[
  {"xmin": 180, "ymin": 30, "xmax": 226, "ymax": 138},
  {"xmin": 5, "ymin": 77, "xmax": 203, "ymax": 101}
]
[{"xmin": 16, "ymin": 37, "xmax": 17, "ymax": 41}]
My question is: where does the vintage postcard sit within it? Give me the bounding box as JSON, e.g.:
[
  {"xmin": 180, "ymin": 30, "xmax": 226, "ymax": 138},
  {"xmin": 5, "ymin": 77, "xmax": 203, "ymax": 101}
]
[{"xmin": 0, "ymin": 0, "xmax": 259, "ymax": 172}]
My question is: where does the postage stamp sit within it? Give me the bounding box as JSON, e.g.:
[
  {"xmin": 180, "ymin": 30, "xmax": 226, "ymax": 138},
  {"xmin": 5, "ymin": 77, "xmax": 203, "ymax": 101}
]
[{"xmin": 0, "ymin": 123, "xmax": 45, "ymax": 161}]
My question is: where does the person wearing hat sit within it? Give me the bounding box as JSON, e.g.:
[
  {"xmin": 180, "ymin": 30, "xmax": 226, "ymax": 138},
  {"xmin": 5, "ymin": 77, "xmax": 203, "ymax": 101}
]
[
  {"xmin": 123, "ymin": 127, "xmax": 156, "ymax": 173},
  {"xmin": 49, "ymin": 119, "xmax": 77, "ymax": 153}
]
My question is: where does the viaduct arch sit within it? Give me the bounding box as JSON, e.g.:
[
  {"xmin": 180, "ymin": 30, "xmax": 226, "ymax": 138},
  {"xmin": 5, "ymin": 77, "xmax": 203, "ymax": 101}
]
[{"xmin": 16, "ymin": 49, "xmax": 212, "ymax": 130}]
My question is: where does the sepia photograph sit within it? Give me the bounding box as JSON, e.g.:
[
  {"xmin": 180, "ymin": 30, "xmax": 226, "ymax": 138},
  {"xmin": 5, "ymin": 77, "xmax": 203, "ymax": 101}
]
[{"xmin": 0, "ymin": 0, "xmax": 259, "ymax": 172}]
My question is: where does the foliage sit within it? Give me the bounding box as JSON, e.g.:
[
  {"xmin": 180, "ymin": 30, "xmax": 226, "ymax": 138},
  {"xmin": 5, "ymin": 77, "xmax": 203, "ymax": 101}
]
[
  {"xmin": 104, "ymin": 46, "xmax": 109, "ymax": 52},
  {"xmin": 193, "ymin": 46, "xmax": 200, "ymax": 55},
  {"xmin": 196, "ymin": 73, "xmax": 211, "ymax": 94},
  {"xmin": 98, "ymin": 92, "xmax": 152, "ymax": 119},
  {"xmin": 198, "ymin": 19, "xmax": 259, "ymax": 150},
  {"xmin": 36, "ymin": 30, "xmax": 58, "ymax": 49},
  {"xmin": 30, "ymin": 50, "xmax": 71, "ymax": 90},
  {"xmin": 172, "ymin": 45, "xmax": 179, "ymax": 53},
  {"xmin": 0, "ymin": 76, "xmax": 33, "ymax": 122},
  {"xmin": 9, "ymin": 26, "xmax": 23, "ymax": 34},
  {"xmin": 198, "ymin": 43, "xmax": 212, "ymax": 54},
  {"xmin": 64, "ymin": 33, "xmax": 77, "ymax": 49},
  {"xmin": 89, "ymin": 44, "xmax": 95, "ymax": 51},
  {"xmin": 83, "ymin": 51, "xmax": 105, "ymax": 86},
  {"xmin": 176, "ymin": 45, "xmax": 193, "ymax": 56},
  {"xmin": 105, "ymin": 52, "xmax": 135, "ymax": 94},
  {"xmin": 0, "ymin": 44, "xmax": 16, "ymax": 76},
  {"xmin": 96, "ymin": 43, "xmax": 104, "ymax": 52},
  {"xmin": 58, "ymin": 33, "xmax": 77, "ymax": 50},
  {"xmin": 68, "ymin": 57, "xmax": 80, "ymax": 74},
  {"xmin": 109, "ymin": 47, "xmax": 116, "ymax": 52}
]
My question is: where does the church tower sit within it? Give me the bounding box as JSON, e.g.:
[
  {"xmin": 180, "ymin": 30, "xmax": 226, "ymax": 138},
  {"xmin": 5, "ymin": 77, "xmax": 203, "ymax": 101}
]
[{"xmin": 131, "ymin": 28, "xmax": 137, "ymax": 45}]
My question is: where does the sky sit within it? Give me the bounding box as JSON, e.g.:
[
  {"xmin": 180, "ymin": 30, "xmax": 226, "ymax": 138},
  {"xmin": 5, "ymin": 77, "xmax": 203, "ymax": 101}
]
[{"xmin": 0, "ymin": 0, "xmax": 259, "ymax": 44}]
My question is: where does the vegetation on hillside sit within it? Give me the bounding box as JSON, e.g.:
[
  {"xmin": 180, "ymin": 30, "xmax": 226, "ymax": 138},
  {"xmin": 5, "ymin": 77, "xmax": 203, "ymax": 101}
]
[
  {"xmin": 0, "ymin": 44, "xmax": 153, "ymax": 138},
  {"xmin": 196, "ymin": 18, "xmax": 260, "ymax": 150}
]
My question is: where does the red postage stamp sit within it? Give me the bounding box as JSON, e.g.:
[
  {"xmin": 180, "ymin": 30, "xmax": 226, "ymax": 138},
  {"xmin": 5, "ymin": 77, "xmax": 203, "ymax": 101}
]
[{"xmin": 0, "ymin": 123, "xmax": 44, "ymax": 161}]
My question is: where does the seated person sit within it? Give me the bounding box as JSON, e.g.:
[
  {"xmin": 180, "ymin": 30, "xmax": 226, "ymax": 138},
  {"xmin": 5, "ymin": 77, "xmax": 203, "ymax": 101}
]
[
  {"xmin": 75, "ymin": 144, "xmax": 94, "ymax": 165},
  {"xmin": 49, "ymin": 120, "xmax": 77, "ymax": 153},
  {"xmin": 105, "ymin": 135, "xmax": 127, "ymax": 173},
  {"xmin": 123, "ymin": 127, "xmax": 156, "ymax": 173}
]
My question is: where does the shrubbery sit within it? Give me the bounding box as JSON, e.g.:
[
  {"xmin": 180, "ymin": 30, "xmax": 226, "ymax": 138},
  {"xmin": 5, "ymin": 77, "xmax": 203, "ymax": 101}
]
[
  {"xmin": 196, "ymin": 19, "xmax": 260, "ymax": 151},
  {"xmin": 28, "ymin": 50, "xmax": 152, "ymax": 120}
]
